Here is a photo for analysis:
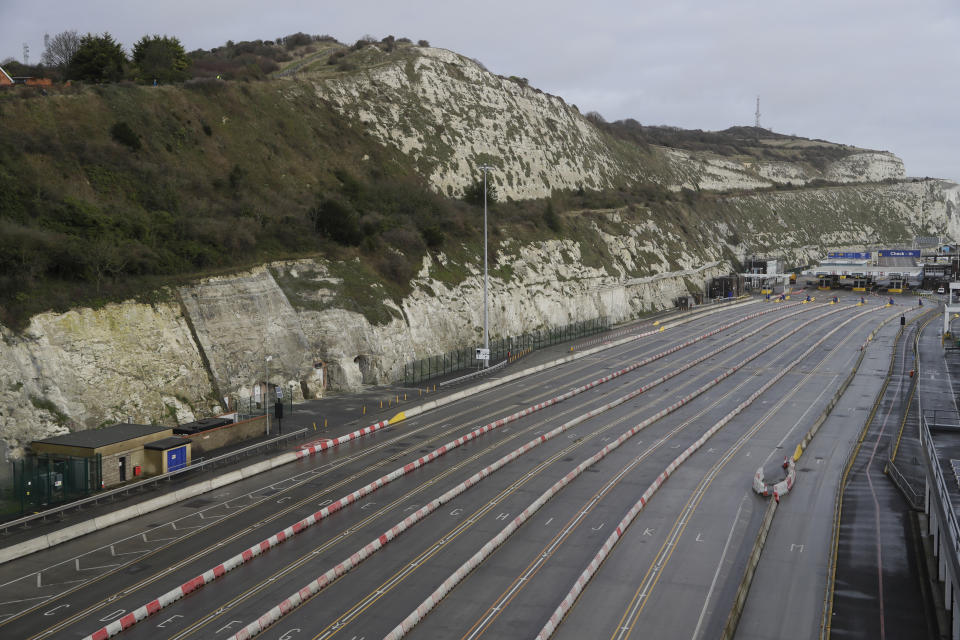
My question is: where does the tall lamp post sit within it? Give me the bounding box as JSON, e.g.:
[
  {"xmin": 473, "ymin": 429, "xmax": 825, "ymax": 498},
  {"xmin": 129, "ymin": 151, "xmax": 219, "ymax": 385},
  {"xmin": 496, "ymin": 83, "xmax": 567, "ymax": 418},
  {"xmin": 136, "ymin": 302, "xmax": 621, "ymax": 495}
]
[
  {"xmin": 479, "ymin": 165, "xmax": 494, "ymax": 367},
  {"xmin": 264, "ymin": 355, "xmax": 272, "ymax": 435}
]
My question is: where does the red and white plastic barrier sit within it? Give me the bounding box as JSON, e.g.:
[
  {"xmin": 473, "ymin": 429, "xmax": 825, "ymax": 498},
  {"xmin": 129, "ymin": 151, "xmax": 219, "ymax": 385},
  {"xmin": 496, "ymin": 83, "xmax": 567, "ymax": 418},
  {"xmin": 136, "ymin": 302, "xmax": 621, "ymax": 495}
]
[
  {"xmin": 752, "ymin": 457, "xmax": 797, "ymax": 502},
  {"xmin": 224, "ymin": 306, "xmax": 833, "ymax": 640},
  {"xmin": 532, "ymin": 306, "xmax": 887, "ymax": 640},
  {"xmin": 79, "ymin": 301, "xmax": 793, "ymax": 640},
  {"xmin": 378, "ymin": 306, "xmax": 871, "ymax": 640}
]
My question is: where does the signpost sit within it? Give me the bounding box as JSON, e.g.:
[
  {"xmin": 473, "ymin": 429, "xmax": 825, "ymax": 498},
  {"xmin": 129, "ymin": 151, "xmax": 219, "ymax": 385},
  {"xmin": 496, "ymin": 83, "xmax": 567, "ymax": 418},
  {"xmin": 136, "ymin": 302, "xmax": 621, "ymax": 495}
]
[{"xmin": 475, "ymin": 348, "xmax": 490, "ymax": 362}]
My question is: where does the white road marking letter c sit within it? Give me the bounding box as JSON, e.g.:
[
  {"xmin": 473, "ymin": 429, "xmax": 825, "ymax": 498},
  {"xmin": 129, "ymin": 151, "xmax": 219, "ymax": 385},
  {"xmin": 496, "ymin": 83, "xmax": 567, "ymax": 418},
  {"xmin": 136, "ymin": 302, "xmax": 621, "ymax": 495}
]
[
  {"xmin": 450, "ymin": 508, "xmax": 463, "ymax": 516},
  {"xmin": 279, "ymin": 629, "xmax": 302, "ymax": 640}
]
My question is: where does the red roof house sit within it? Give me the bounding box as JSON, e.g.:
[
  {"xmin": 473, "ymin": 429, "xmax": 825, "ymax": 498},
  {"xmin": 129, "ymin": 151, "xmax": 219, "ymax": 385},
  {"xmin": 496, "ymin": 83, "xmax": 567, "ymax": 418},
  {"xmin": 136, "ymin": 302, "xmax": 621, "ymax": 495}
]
[{"xmin": 0, "ymin": 66, "xmax": 13, "ymax": 87}]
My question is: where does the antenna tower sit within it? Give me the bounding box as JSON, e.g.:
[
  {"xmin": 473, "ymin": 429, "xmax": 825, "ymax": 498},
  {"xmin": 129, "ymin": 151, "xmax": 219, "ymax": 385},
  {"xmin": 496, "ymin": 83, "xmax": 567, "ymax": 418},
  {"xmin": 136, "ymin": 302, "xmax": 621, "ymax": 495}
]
[
  {"xmin": 754, "ymin": 96, "xmax": 761, "ymax": 129},
  {"xmin": 22, "ymin": 42, "xmax": 29, "ymax": 65}
]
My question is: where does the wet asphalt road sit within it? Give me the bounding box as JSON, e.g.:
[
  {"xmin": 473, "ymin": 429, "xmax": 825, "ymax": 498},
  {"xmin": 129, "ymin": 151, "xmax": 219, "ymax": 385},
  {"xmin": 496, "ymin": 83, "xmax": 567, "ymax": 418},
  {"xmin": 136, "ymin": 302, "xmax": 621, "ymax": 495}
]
[{"xmin": 0, "ymin": 297, "xmax": 912, "ymax": 640}]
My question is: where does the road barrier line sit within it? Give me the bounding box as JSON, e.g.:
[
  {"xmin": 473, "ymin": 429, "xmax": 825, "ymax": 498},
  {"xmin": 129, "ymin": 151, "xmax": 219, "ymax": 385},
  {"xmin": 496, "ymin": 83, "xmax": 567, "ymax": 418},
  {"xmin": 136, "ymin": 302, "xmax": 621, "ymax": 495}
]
[
  {"xmin": 78, "ymin": 302, "xmax": 780, "ymax": 640},
  {"xmin": 532, "ymin": 306, "xmax": 886, "ymax": 640},
  {"xmin": 381, "ymin": 306, "xmax": 871, "ymax": 640},
  {"xmin": 1, "ymin": 302, "xmax": 764, "ymax": 568},
  {"xmin": 223, "ymin": 306, "xmax": 831, "ymax": 640}
]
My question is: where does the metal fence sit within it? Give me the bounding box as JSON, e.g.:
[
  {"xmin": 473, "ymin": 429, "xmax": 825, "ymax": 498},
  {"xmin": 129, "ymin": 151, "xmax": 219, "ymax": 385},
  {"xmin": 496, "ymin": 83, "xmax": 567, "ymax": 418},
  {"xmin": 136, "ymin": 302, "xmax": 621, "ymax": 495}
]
[
  {"xmin": 919, "ymin": 412, "xmax": 960, "ymax": 605},
  {"xmin": 234, "ymin": 393, "xmax": 294, "ymax": 422},
  {"xmin": 401, "ymin": 316, "xmax": 610, "ymax": 386},
  {"xmin": 2, "ymin": 453, "xmax": 101, "ymax": 518}
]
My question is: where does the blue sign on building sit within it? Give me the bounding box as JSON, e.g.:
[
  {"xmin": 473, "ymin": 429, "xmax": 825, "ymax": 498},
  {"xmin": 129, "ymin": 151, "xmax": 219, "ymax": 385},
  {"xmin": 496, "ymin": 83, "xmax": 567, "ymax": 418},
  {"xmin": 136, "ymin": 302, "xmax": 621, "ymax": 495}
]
[
  {"xmin": 878, "ymin": 249, "xmax": 921, "ymax": 258},
  {"xmin": 827, "ymin": 251, "xmax": 871, "ymax": 260}
]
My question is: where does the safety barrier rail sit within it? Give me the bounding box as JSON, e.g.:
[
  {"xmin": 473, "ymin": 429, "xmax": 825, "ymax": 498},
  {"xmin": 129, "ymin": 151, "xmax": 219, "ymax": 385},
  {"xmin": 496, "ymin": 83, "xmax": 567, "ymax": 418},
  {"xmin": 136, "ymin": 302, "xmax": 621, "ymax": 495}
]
[
  {"xmin": 0, "ymin": 428, "xmax": 308, "ymax": 535},
  {"xmin": 919, "ymin": 412, "xmax": 960, "ymax": 621},
  {"xmin": 438, "ymin": 358, "xmax": 508, "ymax": 388},
  {"xmin": 885, "ymin": 458, "xmax": 924, "ymax": 510}
]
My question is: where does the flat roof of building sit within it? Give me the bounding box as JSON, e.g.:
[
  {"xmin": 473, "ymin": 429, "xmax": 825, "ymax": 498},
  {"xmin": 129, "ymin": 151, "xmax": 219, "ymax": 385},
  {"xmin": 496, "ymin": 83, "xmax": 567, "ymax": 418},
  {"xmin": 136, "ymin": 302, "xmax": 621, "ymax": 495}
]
[
  {"xmin": 33, "ymin": 423, "xmax": 170, "ymax": 449},
  {"xmin": 144, "ymin": 436, "xmax": 192, "ymax": 451}
]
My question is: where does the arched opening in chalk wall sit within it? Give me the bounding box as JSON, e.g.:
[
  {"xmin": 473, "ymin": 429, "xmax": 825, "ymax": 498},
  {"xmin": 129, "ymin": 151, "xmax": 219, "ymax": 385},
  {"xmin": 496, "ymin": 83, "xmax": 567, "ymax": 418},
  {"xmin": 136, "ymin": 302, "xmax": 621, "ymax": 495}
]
[{"xmin": 354, "ymin": 354, "xmax": 372, "ymax": 385}]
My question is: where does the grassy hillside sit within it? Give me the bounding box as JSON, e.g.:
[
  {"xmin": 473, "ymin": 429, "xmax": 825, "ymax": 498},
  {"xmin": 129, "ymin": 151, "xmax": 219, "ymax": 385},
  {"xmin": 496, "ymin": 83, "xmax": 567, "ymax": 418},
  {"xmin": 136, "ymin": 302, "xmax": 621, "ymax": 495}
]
[
  {"xmin": 0, "ymin": 77, "xmax": 486, "ymax": 327},
  {"xmin": 0, "ymin": 37, "xmax": 923, "ymax": 329}
]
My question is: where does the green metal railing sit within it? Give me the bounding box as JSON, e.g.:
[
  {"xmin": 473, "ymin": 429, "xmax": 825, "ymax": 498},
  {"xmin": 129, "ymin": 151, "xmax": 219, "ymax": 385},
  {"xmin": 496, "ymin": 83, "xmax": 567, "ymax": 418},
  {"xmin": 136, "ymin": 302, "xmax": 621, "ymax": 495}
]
[
  {"xmin": 3, "ymin": 453, "xmax": 101, "ymax": 517},
  {"xmin": 401, "ymin": 316, "xmax": 610, "ymax": 386}
]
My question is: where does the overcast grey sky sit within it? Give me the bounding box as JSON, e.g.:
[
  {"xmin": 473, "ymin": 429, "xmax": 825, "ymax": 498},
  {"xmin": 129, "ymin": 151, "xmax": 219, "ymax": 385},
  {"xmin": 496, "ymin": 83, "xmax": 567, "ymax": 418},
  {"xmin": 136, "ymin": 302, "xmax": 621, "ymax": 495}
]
[{"xmin": 3, "ymin": 0, "xmax": 958, "ymax": 181}]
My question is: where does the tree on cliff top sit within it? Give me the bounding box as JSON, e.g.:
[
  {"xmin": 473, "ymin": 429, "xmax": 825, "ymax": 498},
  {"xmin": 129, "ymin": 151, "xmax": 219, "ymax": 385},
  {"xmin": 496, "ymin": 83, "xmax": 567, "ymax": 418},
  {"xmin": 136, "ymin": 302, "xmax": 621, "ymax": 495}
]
[
  {"xmin": 66, "ymin": 33, "xmax": 127, "ymax": 82},
  {"xmin": 42, "ymin": 30, "xmax": 81, "ymax": 71},
  {"xmin": 132, "ymin": 35, "xmax": 191, "ymax": 83}
]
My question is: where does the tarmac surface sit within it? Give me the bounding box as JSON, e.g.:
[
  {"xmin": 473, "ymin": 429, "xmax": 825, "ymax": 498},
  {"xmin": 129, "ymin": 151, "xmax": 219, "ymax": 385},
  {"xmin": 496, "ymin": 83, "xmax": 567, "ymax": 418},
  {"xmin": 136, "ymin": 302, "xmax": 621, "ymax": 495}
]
[
  {"xmin": 0, "ymin": 296, "xmax": 919, "ymax": 640},
  {"xmin": 827, "ymin": 311, "xmax": 939, "ymax": 640}
]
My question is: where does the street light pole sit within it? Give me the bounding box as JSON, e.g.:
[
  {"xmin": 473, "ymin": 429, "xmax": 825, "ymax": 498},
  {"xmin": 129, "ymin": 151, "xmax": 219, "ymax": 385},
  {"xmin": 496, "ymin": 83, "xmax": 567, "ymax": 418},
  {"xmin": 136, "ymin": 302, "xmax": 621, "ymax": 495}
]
[
  {"xmin": 265, "ymin": 355, "xmax": 272, "ymax": 435},
  {"xmin": 479, "ymin": 165, "xmax": 493, "ymax": 367}
]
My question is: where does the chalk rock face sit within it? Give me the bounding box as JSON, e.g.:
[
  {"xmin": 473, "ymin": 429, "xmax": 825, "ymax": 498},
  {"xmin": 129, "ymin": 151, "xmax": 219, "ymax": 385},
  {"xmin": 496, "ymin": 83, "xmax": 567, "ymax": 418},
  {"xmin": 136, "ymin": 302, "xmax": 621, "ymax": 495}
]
[
  {"xmin": 755, "ymin": 161, "xmax": 815, "ymax": 185},
  {"xmin": 0, "ymin": 302, "xmax": 213, "ymax": 456},
  {"xmin": 825, "ymin": 152, "xmax": 905, "ymax": 183},
  {"xmin": 273, "ymin": 238, "xmax": 726, "ymax": 391},
  {"xmin": 314, "ymin": 47, "xmax": 640, "ymax": 200},
  {"xmin": 0, "ymin": 40, "xmax": 952, "ymax": 460},
  {"xmin": 1, "ymin": 177, "xmax": 958, "ymax": 454},
  {"xmin": 664, "ymin": 148, "xmax": 773, "ymax": 191},
  {"xmin": 310, "ymin": 48, "xmax": 907, "ymax": 200},
  {"xmin": 179, "ymin": 267, "xmax": 318, "ymax": 402}
]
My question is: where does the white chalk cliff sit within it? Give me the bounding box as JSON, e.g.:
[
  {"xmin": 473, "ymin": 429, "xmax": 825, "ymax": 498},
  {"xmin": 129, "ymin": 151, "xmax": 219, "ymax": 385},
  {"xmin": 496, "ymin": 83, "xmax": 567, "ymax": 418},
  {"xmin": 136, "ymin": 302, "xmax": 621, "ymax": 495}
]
[{"xmin": 0, "ymin": 45, "xmax": 956, "ymax": 456}]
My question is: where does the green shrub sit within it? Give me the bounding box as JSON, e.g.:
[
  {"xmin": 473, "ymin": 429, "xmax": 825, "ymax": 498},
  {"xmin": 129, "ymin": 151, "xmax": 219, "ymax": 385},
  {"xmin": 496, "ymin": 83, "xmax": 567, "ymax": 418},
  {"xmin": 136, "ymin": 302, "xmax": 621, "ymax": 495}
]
[
  {"xmin": 310, "ymin": 197, "xmax": 363, "ymax": 245},
  {"xmin": 544, "ymin": 200, "xmax": 562, "ymax": 232},
  {"xmin": 421, "ymin": 225, "xmax": 445, "ymax": 250},
  {"xmin": 110, "ymin": 121, "xmax": 141, "ymax": 150}
]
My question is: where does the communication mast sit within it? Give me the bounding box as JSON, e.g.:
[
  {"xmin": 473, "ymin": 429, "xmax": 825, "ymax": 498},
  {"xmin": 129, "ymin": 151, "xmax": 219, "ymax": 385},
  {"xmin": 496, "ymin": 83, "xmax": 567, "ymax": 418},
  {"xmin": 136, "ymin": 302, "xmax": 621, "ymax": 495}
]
[
  {"xmin": 22, "ymin": 42, "xmax": 29, "ymax": 65},
  {"xmin": 754, "ymin": 96, "xmax": 761, "ymax": 129}
]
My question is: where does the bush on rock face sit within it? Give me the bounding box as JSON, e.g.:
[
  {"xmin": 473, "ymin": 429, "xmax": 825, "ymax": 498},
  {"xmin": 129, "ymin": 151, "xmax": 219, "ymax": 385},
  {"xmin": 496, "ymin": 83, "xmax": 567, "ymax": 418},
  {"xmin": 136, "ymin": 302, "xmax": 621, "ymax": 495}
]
[{"xmin": 110, "ymin": 121, "xmax": 141, "ymax": 150}]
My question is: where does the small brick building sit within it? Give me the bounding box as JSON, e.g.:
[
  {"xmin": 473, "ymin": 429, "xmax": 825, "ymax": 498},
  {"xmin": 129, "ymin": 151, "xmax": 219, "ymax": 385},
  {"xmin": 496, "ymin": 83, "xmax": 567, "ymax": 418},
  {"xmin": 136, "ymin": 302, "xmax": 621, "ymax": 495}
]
[
  {"xmin": 31, "ymin": 424, "xmax": 191, "ymax": 487},
  {"xmin": 0, "ymin": 66, "xmax": 12, "ymax": 87}
]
